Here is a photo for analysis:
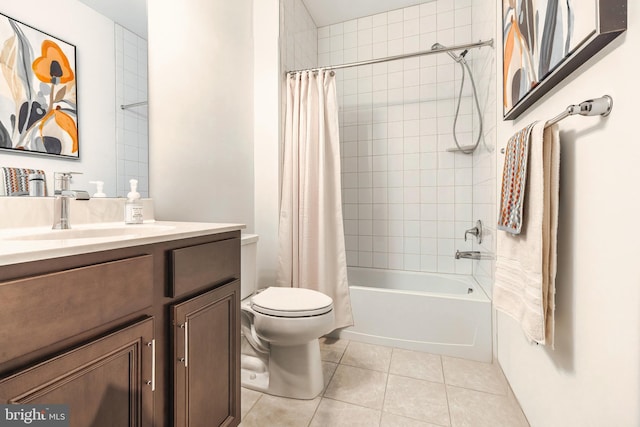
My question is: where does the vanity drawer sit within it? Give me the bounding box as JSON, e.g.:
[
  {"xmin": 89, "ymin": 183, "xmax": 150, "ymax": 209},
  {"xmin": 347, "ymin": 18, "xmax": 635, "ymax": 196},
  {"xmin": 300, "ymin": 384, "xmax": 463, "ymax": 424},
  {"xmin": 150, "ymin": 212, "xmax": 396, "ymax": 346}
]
[
  {"xmin": 170, "ymin": 238, "xmax": 240, "ymax": 297},
  {"xmin": 0, "ymin": 255, "xmax": 153, "ymax": 364}
]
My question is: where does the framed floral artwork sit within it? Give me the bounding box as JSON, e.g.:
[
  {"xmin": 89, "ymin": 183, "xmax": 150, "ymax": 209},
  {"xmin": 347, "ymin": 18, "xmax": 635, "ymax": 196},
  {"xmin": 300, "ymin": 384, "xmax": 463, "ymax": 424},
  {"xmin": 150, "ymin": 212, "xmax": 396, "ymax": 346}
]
[
  {"xmin": 503, "ymin": 0, "xmax": 626, "ymax": 120},
  {"xmin": 0, "ymin": 12, "xmax": 78, "ymax": 158}
]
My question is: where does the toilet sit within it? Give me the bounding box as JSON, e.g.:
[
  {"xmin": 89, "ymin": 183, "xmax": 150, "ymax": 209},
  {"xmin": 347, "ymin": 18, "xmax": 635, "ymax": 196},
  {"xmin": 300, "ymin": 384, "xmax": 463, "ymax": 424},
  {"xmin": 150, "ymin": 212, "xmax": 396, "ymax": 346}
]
[{"xmin": 240, "ymin": 234, "xmax": 335, "ymax": 399}]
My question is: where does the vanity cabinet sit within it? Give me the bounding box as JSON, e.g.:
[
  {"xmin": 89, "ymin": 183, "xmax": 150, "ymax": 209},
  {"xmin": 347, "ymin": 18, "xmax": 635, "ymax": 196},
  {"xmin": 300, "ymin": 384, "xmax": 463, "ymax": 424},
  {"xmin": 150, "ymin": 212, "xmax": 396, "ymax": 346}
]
[
  {"xmin": 0, "ymin": 229, "xmax": 241, "ymax": 427},
  {"xmin": 172, "ymin": 280, "xmax": 240, "ymax": 427},
  {"xmin": 0, "ymin": 318, "xmax": 155, "ymax": 426}
]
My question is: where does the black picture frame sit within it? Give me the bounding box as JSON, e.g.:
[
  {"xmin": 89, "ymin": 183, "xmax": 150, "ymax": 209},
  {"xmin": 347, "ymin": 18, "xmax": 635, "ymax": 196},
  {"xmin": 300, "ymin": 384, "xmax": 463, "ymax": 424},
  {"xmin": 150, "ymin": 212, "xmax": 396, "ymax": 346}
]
[
  {"xmin": 0, "ymin": 12, "xmax": 79, "ymax": 159},
  {"xmin": 503, "ymin": 0, "xmax": 626, "ymax": 121}
]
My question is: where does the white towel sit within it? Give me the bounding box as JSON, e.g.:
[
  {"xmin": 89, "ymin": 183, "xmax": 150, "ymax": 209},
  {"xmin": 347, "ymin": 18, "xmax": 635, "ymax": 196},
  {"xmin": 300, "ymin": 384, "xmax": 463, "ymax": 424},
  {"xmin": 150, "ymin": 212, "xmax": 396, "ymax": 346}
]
[{"xmin": 494, "ymin": 121, "xmax": 559, "ymax": 347}]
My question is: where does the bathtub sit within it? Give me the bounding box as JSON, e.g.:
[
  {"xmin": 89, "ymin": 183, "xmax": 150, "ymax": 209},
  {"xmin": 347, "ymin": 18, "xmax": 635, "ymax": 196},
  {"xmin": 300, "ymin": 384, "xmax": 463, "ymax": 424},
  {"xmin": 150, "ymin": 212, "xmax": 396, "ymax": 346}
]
[{"xmin": 335, "ymin": 267, "xmax": 492, "ymax": 362}]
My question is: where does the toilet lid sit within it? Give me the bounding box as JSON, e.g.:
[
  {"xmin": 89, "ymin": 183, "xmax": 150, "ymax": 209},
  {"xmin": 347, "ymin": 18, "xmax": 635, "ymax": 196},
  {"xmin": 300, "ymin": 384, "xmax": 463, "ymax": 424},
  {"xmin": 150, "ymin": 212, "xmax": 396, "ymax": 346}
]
[{"xmin": 251, "ymin": 287, "xmax": 333, "ymax": 318}]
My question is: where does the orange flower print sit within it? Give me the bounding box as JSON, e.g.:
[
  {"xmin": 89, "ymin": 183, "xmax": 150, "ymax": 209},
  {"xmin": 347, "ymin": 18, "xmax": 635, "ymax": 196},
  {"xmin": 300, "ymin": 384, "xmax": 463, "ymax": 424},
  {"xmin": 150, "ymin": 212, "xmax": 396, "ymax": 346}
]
[
  {"xmin": 39, "ymin": 106, "xmax": 78, "ymax": 153},
  {"xmin": 32, "ymin": 40, "xmax": 74, "ymax": 84}
]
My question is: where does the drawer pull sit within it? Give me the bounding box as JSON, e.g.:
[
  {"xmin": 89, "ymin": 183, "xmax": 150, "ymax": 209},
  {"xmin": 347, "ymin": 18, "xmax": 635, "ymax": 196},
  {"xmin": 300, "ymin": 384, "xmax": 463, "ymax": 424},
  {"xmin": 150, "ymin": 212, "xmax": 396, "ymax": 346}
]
[{"xmin": 146, "ymin": 339, "xmax": 156, "ymax": 391}]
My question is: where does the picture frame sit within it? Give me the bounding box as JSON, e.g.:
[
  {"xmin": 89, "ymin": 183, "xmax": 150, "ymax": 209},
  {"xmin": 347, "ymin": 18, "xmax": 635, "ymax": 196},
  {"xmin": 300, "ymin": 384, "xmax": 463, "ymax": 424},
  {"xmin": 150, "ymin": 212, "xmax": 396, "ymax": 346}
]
[
  {"xmin": 0, "ymin": 12, "xmax": 79, "ymax": 158},
  {"xmin": 503, "ymin": 0, "xmax": 627, "ymax": 120}
]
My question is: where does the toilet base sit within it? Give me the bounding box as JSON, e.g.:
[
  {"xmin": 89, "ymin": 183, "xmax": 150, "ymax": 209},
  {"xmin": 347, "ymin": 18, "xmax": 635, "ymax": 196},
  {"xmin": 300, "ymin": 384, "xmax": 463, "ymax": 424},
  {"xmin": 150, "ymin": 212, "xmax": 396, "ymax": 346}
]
[
  {"xmin": 241, "ymin": 354, "xmax": 269, "ymax": 392},
  {"xmin": 240, "ymin": 339, "xmax": 324, "ymax": 400}
]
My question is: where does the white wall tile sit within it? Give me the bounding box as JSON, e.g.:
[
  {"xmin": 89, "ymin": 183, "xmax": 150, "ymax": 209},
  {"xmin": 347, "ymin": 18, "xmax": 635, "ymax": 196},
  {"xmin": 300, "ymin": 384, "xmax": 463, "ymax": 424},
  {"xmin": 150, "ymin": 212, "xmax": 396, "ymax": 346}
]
[{"xmin": 329, "ymin": 1, "xmax": 486, "ymax": 273}]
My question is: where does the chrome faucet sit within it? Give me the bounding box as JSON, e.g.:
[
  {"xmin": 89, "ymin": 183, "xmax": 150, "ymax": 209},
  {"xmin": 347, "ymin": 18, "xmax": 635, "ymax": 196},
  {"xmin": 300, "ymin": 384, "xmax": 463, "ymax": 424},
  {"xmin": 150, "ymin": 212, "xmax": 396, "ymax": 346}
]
[
  {"xmin": 455, "ymin": 250, "xmax": 482, "ymax": 260},
  {"xmin": 52, "ymin": 172, "xmax": 90, "ymax": 229},
  {"xmin": 464, "ymin": 220, "xmax": 483, "ymax": 244}
]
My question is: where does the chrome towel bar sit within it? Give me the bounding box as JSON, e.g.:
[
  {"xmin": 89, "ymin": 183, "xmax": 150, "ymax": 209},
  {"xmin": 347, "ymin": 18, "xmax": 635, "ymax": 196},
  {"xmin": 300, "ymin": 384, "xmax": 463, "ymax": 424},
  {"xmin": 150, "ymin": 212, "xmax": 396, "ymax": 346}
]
[{"xmin": 500, "ymin": 95, "xmax": 613, "ymax": 154}]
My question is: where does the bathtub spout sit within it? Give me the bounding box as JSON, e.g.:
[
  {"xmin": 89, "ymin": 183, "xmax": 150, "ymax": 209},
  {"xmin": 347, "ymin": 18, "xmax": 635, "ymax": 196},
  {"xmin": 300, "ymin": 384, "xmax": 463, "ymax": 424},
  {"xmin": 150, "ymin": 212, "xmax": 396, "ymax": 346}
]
[{"xmin": 455, "ymin": 250, "xmax": 481, "ymax": 260}]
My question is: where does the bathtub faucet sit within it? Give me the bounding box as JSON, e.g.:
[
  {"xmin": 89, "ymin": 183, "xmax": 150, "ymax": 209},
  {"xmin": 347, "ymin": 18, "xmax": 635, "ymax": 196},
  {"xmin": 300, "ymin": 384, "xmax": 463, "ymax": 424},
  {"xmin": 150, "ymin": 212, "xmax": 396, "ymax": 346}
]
[
  {"xmin": 455, "ymin": 250, "xmax": 481, "ymax": 260},
  {"xmin": 464, "ymin": 220, "xmax": 483, "ymax": 244}
]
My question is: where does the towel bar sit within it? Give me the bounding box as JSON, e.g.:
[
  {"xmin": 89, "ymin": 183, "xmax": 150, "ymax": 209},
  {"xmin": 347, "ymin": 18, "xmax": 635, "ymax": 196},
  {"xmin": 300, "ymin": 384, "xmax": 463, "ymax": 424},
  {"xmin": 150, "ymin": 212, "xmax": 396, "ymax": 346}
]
[{"xmin": 500, "ymin": 95, "xmax": 613, "ymax": 154}]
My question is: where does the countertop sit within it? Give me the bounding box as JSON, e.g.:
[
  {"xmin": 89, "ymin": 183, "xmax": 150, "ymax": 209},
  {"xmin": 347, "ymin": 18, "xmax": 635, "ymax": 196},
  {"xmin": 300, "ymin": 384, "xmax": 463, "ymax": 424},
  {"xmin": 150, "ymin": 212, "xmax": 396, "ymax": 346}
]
[{"xmin": 0, "ymin": 221, "xmax": 245, "ymax": 266}]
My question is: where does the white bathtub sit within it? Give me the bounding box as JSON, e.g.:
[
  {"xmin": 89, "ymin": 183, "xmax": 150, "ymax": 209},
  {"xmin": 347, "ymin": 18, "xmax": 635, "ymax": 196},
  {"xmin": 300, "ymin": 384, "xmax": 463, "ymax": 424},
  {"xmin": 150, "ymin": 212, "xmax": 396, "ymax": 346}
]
[{"xmin": 336, "ymin": 267, "xmax": 492, "ymax": 362}]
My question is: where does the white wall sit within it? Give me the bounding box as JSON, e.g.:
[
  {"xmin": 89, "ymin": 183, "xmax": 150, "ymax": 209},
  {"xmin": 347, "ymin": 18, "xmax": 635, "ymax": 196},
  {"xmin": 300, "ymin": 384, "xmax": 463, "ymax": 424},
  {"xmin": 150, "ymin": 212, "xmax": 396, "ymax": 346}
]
[
  {"xmin": 253, "ymin": 0, "xmax": 280, "ymax": 285},
  {"xmin": 250, "ymin": 0, "xmax": 318, "ymax": 284},
  {"xmin": 148, "ymin": 0, "xmax": 255, "ymax": 227},
  {"xmin": 495, "ymin": 3, "xmax": 640, "ymax": 426},
  {"xmin": 0, "ymin": 0, "xmax": 117, "ymax": 196},
  {"xmin": 470, "ymin": 0, "xmax": 496, "ymax": 297}
]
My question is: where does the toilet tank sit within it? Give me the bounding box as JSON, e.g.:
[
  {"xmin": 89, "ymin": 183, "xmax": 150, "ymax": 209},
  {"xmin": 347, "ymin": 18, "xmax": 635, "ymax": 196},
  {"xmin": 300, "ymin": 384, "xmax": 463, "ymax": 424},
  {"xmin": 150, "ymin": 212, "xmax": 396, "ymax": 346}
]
[{"xmin": 240, "ymin": 234, "xmax": 259, "ymax": 299}]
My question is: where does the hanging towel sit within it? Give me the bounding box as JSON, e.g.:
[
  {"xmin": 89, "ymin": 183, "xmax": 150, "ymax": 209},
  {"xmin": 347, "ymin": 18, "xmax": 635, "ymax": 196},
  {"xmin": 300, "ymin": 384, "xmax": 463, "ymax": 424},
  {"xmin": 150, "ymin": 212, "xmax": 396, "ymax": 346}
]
[
  {"xmin": 498, "ymin": 123, "xmax": 536, "ymax": 234},
  {"xmin": 0, "ymin": 167, "xmax": 47, "ymax": 196},
  {"xmin": 494, "ymin": 121, "xmax": 560, "ymax": 347}
]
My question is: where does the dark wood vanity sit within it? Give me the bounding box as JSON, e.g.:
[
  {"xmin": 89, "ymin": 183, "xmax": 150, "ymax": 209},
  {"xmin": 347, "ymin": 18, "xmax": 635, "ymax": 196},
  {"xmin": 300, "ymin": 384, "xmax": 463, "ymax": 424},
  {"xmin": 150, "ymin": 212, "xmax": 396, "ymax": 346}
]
[{"xmin": 0, "ymin": 229, "xmax": 241, "ymax": 427}]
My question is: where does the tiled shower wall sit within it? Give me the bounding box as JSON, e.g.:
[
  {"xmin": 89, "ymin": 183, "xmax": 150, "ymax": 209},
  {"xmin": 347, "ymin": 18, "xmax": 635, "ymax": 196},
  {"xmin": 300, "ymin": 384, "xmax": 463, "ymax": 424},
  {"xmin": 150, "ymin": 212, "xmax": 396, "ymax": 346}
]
[
  {"xmin": 471, "ymin": 0, "xmax": 496, "ymax": 295},
  {"xmin": 115, "ymin": 24, "xmax": 149, "ymax": 198},
  {"xmin": 319, "ymin": 1, "xmax": 482, "ymax": 274},
  {"xmin": 280, "ymin": 0, "xmax": 317, "ymax": 73}
]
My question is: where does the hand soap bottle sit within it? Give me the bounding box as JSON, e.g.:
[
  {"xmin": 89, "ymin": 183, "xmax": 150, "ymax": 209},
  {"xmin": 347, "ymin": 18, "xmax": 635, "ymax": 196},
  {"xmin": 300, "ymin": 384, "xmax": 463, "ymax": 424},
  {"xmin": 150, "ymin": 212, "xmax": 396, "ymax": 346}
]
[
  {"xmin": 124, "ymin": 179, "xmax": 143, "ymax": 224},
  {"xmin": 89, "ymin": 181, "xmax": 107, "ymax": 198}
]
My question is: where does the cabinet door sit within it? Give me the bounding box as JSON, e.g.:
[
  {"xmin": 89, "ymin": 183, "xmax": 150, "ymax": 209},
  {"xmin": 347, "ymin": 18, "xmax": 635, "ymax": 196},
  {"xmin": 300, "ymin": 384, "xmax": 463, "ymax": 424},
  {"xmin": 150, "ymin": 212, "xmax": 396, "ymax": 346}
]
[
  {"xmin": 0, "ymin": 318, "xmax": 155, "ymax": 427},
  {"xmin": 172, "ymin": 280, "xmax": 240, "ymax": 427}
]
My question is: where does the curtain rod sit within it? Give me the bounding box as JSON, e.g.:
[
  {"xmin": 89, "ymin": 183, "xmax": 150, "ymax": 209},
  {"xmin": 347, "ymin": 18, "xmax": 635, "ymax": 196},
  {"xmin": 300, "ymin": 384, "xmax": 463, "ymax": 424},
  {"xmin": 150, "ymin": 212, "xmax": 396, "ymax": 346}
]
[
  {"xmin": 120, "ymin": 101, "xmax": 148, "ymax": 110},
  {"xmin": 286, "ymin": 39, "xmax": 493, "ymax": 75}
]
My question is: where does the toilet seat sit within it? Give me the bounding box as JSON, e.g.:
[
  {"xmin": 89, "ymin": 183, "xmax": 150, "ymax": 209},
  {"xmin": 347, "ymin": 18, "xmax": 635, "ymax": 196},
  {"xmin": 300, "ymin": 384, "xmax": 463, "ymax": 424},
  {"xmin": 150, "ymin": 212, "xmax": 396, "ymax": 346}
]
[{"xmin": 251, "ymin": 287, "xmax": 333, "ymax": 318}]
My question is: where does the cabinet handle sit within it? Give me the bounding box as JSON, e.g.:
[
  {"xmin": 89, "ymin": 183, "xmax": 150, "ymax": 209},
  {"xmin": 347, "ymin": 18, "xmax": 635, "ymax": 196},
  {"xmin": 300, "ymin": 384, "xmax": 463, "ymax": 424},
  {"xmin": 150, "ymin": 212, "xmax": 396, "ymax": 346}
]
[
  {"xmin": 178, "ymin": 322, "xmax": 188, "ymax": 368},
  {"xmin": 146, "ymin": 339, "xmax": 156, "ymax": 391},
  {"xmin": 184, "ymin": 321, "xmax": 188, "ymax": 368}
]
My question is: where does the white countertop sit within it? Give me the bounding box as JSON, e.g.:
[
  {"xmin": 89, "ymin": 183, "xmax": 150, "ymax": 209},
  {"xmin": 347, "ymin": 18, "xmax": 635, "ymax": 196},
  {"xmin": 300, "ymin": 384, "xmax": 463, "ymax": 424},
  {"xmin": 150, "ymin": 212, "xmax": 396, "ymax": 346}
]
[{"xmin": 0, "ymin": 221, "xmax": 245, "ymax": 266}]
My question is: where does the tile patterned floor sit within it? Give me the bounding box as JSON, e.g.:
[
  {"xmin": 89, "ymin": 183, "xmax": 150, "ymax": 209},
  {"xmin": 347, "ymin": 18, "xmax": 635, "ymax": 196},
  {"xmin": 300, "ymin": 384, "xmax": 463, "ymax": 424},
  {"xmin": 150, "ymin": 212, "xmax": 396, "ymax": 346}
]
[{"xmin": 240, "ymin": 338, "xmax": 529, "ymax": 427}]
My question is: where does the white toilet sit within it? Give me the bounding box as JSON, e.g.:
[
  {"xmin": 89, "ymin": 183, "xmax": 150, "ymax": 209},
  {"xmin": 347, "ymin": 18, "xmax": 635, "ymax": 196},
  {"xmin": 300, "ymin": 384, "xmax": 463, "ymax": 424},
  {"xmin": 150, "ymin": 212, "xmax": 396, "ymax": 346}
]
[{"xmin": 240, "ymin": 234, "xmax": 335, "ymax": 399}]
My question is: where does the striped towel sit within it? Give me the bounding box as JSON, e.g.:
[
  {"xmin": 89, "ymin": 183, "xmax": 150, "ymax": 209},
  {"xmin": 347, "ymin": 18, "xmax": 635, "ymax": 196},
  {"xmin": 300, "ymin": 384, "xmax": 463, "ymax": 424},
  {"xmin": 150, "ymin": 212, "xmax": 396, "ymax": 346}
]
[
  {"xmin": 498, "ymin": 123, "xmax": 536, "ymax": 234},
  {"xmin": 0, "ymin": 167, "xmax": 47, "ymax": 196}
]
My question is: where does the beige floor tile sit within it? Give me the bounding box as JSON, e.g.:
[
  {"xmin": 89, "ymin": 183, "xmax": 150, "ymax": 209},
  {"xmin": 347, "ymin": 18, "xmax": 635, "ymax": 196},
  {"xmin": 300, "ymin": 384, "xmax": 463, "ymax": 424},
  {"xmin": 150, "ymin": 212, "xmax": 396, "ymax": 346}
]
[
  {"xmin": 310, "ymin": 398, "xmax": 381, "ymax": 427},
  {"xmin": 381, "ymin": 412, "xmax": 443, "ymax": 427},
  {"xmin": 389, "ymin": 349, "xmax": 444, "ymax": 383},
  {"xmin": 341, "ymin": 341, "xmax": 393, "ymax": 372},
  {"xmin": 322, "ymin": 361, "xmax": 338, "ymax": 391},
  {"xmin": 239, "ymin": 393, "xmax": 320, "ymax": 427},
  {"xmin": 442, "ymin": 356, "xmax": 508, "ymax": 395},
  {"xmin": 320, "ymin": 336, "xmax": 349, "ymax": 363},
  {"xmin": 324, "ymin": 364, "xmax": 388, "ymax": 409},
  {"xmin": 383, "ymin": 374, "xmax": 450, "ymax": 426},
  {"xmin": 447, "ymin": 386, "xmax": 529, "ymax": 427},
  {"xmin": 241, "ymin": 387, "xmax": 262, "ymax": 418}
]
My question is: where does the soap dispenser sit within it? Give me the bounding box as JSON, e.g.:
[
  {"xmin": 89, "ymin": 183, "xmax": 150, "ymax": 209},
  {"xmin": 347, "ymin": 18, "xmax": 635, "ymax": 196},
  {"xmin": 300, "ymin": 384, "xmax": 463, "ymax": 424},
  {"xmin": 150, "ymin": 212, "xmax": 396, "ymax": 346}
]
[
  {"xmin": 89, "ymin": 181, "xmax": 106, "ymax": 198},
  {"xmin": 124, "ymin": 179, "xmax": 143, "ymax": 224}
]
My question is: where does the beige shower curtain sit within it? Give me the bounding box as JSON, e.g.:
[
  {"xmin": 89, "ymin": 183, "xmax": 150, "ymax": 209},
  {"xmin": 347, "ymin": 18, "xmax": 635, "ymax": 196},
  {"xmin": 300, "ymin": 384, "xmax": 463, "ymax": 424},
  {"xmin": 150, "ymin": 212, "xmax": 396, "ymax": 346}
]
[{"xmin": 276, "ymin": 70, "xmax": 353, "ymax": 330}]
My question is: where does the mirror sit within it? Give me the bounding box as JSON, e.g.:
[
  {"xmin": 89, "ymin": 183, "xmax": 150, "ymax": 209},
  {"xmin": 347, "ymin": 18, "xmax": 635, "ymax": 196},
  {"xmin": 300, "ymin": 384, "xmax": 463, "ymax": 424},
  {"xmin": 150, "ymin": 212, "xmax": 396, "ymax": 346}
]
[
  {"xmin": 78, "ymin": 0, "xmax": 149, "ymax": 198},
  {"xmin": 0, "ymin": 0, "xmax": 148, "ymax": 198}
]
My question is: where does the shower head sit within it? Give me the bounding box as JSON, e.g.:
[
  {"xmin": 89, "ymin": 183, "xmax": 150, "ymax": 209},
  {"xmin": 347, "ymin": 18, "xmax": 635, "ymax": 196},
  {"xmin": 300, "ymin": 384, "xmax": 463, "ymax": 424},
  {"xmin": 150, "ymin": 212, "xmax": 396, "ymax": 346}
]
[{"xmin": 431, "ymin": 42, "xmax": 467, "ymax": 64}]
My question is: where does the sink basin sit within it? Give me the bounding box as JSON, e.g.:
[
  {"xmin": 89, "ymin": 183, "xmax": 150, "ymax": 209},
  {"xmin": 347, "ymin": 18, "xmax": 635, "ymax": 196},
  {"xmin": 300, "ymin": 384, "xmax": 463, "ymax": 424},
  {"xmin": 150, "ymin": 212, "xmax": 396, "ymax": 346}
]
[{"xmin": 6, "ymin": 224, "xmax": 175, "ymax": 241}]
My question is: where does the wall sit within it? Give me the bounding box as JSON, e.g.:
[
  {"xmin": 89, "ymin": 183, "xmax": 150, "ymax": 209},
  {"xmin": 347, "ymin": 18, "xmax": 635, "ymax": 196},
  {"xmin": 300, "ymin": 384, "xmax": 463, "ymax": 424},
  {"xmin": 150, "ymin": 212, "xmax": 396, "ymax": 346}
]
[
  {"xmin": 253, "ymin": 0, "xmax": 280, "ymax": 285},
  {"xmin": 470, "ymin": 0, "xmax": 496, "ymax": 297},
  {"xmin": 320, "ymin": 1, "xmax": 478, "ymax": 274},
  {"xmin": 0, "ymin": 0, "xmax": 117, "ymax": 196},
  {"xmin": 148, "ymin": 0, "xmax": 255, "ymax": 227},
  {"xmin": 250, "ymin": 0, "xmax": 318, "ymax": 284},
  {"xmin": 115, "ymin": 24, "xmax": 148, "ymax": 198},
  {"xmin": 280, "ymin": 0, "xmax": 318, "ymax": 72},
  {"xmin": 495, "ymin": 3, "xmax": 640, "ymax": 426}
]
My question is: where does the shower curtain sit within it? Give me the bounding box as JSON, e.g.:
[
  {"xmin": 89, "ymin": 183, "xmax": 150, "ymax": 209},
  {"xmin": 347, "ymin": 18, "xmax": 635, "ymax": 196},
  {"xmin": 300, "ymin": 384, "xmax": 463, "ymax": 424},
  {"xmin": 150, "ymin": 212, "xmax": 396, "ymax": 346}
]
[{"xmin": 276, "ymin": 70, "xmax": 353, "ymax": 330}]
